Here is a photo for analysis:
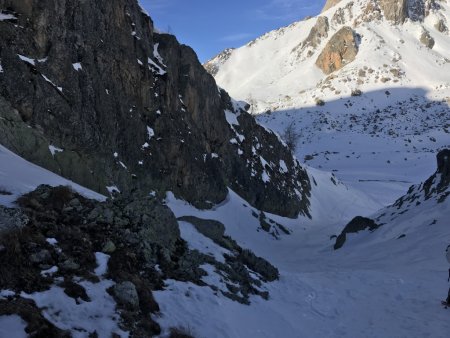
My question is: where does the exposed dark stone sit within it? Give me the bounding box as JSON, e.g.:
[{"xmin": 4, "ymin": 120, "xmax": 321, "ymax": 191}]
[
  {"xmin": 177, "ymin": 216, "xmax": 225, "ymax": 243},
  {"xmin": 420, "ymin": 148, "xmax": 450, "ymax": 200},
  {"xmin": 29, "ymin": 249, "xmax": 52, "ymax": 265},
  {"xmin": 102, "ymin": 240, "xmax": 117, "ymax": 254},
  {"xmin": 334, "ymin": 216, "xmax": 380, "ymax": 250},
  {"xmin": 0, "ymin": 206, "xmax": 29, "ymax": 233},
  {"xmin": 436, "ymin": 149, "xmax": 450, "ymax": 178},
  {"xmin": 237, "ymin": 249, "xmax": 279, "ymax": 282},
  {"xmin": 112, "ymin": 281, "xmax": 140, "ymax": 310},
  {"xmin": 61, "ymin": 280, "xmax": 91, "ymax": 303}
]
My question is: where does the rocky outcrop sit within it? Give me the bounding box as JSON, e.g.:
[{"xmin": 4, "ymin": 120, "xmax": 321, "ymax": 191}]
[
  {"xmin": 380, "ymin": 0, "xmax": 409, "ymax": 24},
  {"xmin": 334, "ymin": 216, "xmax": 380, "ymax": 249},
  {"xmin": 204, "ymin": 48, "xmax": 235, "ymax": 77},
  {"xmin": 0, "ymin": 206, "xmax": 28, "ymax": 233},
  {"xmin": 315, "ymin": 27, "xmax": 359, "ymax": 74},
  {"xmin": 0, "ymin": 0, "xmax": 310, "ymax": 217},
  {"xmin": 387, "ymin": 148, "xmax": 449, "ymax": 218},
  {"xmin": 335, "ymin": 149, "xmax": 450, "ymax": 250},
  {"xmin": 420, "ymin": 30, "xmax": 435, "ymax": 48},
  {"xmin": 421, "ymin": 148, "xmax": 450, "ymax": 200},
  {"xmin": 408, "ymin": 0, "xmax": 442, "ymax": 22},
  {"xmin": 292, "ymin": 16, "xmax": 329, "ymax": 60},
  {"xmin": 0, "ymin": 185, "xmax": 282, "ymax": 335},
  {"xmin": 437, "ymin": 149, "xmax": 450, "ymax": 180},
  {"xmin": 303, "ymin": 17, "xmax": 330, "ymax": 49},
  {"xmin": 321, "ymin": 0, "xmax": 343, "ymax": 13},
  {"xmin": 435, "ymin": 19, "xmax": 448, "ymax": 32},
  {"xmin": 332, "ymin": 2, "xmax": 355, "ymax": 25}
]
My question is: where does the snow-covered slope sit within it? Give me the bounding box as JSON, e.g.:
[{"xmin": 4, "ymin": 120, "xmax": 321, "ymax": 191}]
[
  {"xmin": 209, "ymin": 0, "xmax": 450, "ymax": 109},
  {"xmin": 0, "ymin": 145, "xmax": 105, "ymax": 207},
  {"xmin": 206, "ymin": 0, "xmax": 450, "ymax": 204},
  {"xmin": 155, "ymin": 149, "xmax": 450, "ymax": 338}
]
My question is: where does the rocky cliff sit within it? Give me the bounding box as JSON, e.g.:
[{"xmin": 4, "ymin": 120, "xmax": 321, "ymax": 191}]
[
  {"xmin": 334, "ymin": 148, "xmax": 450, "ymax": 249},
  {"xmin": 0, "ymin": 0, "xmax": 310, "ymax": 217}
]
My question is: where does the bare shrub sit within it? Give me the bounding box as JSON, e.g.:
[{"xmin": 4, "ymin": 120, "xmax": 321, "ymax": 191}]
[{"xmin": 282, "ymin": 122, "xmax": 301, "ymax": 153}]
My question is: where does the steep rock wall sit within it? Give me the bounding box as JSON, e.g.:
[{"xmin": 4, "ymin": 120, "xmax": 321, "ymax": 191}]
[{"xmin": 0, "ymin": 0, "xmax": 310, "ymax": 217}]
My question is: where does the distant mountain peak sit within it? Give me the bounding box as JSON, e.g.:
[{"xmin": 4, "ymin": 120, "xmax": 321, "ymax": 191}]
[{"xmin": 204, "ymin": 0, "xmax": 450, "ymax": 112}]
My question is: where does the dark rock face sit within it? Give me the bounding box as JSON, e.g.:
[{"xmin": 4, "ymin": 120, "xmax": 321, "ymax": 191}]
[
  {"xmin": 0, "ymin": 206, "xmax": 28, "ymax": 233},
  {"xmin": 334, "ymin": 216, "xmax": 380, "ymax": 250},
  {"xmin": 437, "ymin": 149, "xmax": 450, "ymax": 179},
  {"xmin": 0, "ymin": 0, "xmax": 310, "ymax": 217},
  {"xmin": 316, "ymin": 27, "xmax": 359, "ymax": 74},
  {"xmin": 424, "ymin": 148, "xmax": 450, "ymax": 199},
  {"xmin": 178, "ymin": 216, "xmax": 225, "ymax": 243},
  {"xmin": 393, "ymin": 149, "xmax": 450, "ymax": 209}
]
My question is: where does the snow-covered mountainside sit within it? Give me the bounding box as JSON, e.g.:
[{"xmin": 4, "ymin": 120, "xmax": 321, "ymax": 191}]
[
  {"xmin": 1, "ymin": 0, "xmax": 450, "ymax": 337},
  {"xmin": 0, "ymin": 142, "xmax": 380, "ymax": 338},
  {"xmin": 206, "ymin": 0, "xmax": 450, "ymax": 203},
  {"xmin": 154, "ymin": 148, "xmax": 450, "ymax": 338}
]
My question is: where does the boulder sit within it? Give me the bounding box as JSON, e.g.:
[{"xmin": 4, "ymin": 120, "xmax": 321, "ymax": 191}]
[
  {"xmin": 334, "ymin": 216, "xmax": 380, "ymax": 249},
  {"xmin": 177, "ymin": 216, "xmax": 225, "ymax": 243},
  {"xmin": 435, "ymin": 19, "xmax": 448, "ymax": 33},
  {"xmin": 102, "ymin": 240, "xmax": 117, "ymax": 254},
  {"xmin": 0, "ymin": 206, "xmax": 29, "ymax": 234},
  {"xmin": 123, "ymin": 198, "xmax": 180, "ymax": 252},
  {"xmin": 29, "ymin": 250, "xmax": 52, "ymax": 264},
  {"xmin": 379, "ymin": 0, "xmax": 408, "ymax": 24},
  {"xmin": 112, "ymin": 281, "xmax": 140, "ymax": 310},
  {"xmin": 316, "ymin": 27, "xmax": 359, "ymax": 74},
  {"xmin": 420, "ymin": 30, "xmax": 435, "ymax": 49}
]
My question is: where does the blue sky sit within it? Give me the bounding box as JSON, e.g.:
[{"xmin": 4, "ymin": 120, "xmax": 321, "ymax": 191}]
[{"xmin": 140, "ymin": 0, "xmax": 324, "ymax": 63}]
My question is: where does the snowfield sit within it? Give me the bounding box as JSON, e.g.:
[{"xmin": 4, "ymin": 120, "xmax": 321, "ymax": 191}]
[
  {"xmin": 2, "ymin": 139, "xmax": 449, "ymax": 338},
  {"xmin": 156, "ymin": 168, "xmax": 450, "ymax": 338}
]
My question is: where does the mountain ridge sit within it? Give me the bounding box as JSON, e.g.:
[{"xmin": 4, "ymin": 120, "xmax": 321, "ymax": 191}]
[{"xmin": 204, "ymin": 0, "xmax": 450, "ymax": 203}]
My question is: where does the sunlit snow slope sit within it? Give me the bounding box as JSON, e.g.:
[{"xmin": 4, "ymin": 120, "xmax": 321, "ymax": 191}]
[{"xmin": 207, "ymin": 0, "xmax": 450, "ymax": 204}]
